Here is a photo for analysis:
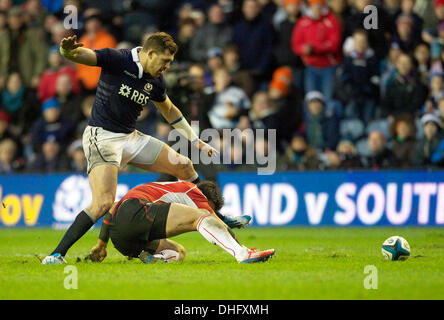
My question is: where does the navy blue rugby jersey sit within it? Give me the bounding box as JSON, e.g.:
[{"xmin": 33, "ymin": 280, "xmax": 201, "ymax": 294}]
[{"xmin": 88, "ymin": 47, "xmax": 167, "ymax": 133}]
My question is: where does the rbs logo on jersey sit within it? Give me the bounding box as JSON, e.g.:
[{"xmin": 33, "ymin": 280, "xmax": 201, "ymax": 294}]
[{"xmin": 118, "ymin": 83, "xmax": 150, "ymax": 106}]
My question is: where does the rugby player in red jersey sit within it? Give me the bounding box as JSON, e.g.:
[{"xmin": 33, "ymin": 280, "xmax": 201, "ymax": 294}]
[{"xmin": 89, "ymin": 181, "xmax": 274, "ymax": 264}]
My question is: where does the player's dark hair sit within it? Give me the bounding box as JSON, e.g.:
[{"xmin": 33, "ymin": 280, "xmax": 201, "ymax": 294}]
[
  {"xmin": 142, "ymin": 32, "xmax": 178, "ymax": 55},
  {"xmin": 197, "ymin": 181, "xmax": 224, "ymax": 212}
]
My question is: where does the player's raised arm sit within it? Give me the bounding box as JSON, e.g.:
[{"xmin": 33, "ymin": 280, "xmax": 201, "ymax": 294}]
[
  {"xmin": 59, "ymin": 35, "xmax": 97, "ymax": 66},
  {"xmin": 152, "ymin": 96, "xmax": 218, "ymax": 157}
]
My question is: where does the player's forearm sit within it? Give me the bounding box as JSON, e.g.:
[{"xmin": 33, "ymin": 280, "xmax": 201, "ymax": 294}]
[
  {"xmin": 98, "ymin": 224, "xmax": 109, "ymax": 243},
  {"xmin": 60, "ymin": 47, "xmax": 97, "ymax": 66},
  {"xmin": 154, "ymin": 97, "xmax": 199, "ymax": 143},
  {"xmin": 98, "ymin": 212, "xmax": 112, "ymax": 243},
  {"xmin": 156, "ymin": 100, "xmax": 182, "ymax": 124},
  {"xmin": 167, "ymin": 106, "xmax": 199, "ymax": 143}
]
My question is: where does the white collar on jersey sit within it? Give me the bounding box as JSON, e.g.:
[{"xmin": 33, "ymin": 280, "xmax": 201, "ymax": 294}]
[{"xmin": 131, "ymin": 46, "xmax": 144, "ymax": 79}]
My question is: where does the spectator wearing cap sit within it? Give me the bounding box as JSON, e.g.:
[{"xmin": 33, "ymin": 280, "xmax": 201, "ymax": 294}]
[
  {"xmin": 205, "ymin": 47, "xmax": 225, "ymax": 86},
  {"xmin": 268, "ymin": 66, "xmax": 303, "ymax": 143},
  {"xmin": 291, "ymin": 0, "xmax": 342, "ymax": 103},
  {"xmin": 413, "ymin": 113, "xmax": 444, "ymax": 167},
  {"xmin": 383, "ymin": 53, "xmax": 427, "ymax": 118},
  {"xmin": 269, "ymin": 67, "xmax": 293, "ymax": 100},
  {"xmin": 28, "ymin": 132, "xmax": 70, "ymax": 173},
  {"xmin": 435, "ymin": 0, "xmax": 444, "ymax": 21},
  {"xmin": 391, "ymin": 13, "xmax": 420, "ymax": 54},
  {"xmin": 31, "ymin": 97, "xmax": 75, "ymax": 153},
  {"xmin": 364, "ymin": 130, "xmax": 400, "ymax": 169},
  {"xmin": 38, "ymin": 46, "xmax": 80, "ymax": 103},
  {"xmin": 173, "ymin": 17, "xmax": 198, "ymax": 63},
  {"xmin": 274, "ymin": 0, "xmax": 304, "ymax": 90},
  {"xmin": 340, "ymin": 29, "xmax": 380, "ymax": 123},
  {"xmin": 232, "ymin": 0, "xmax": 274, "ymax": 80},
  {"xmin": 77, "ymin": 14, "xmax": 117, "ymax": 91},
  {"xmin": 1, "ymin": 72, "xmax": 40, "ymax": 137},
  {"xmin": 304, "ymin": 91, "xmax": 340, "ymax": 151},
  {"xmin": 40, "ymin": 0, "xmax": 64, "ymax": 14},
  {"xmin": 277, "ymin": 133, "xmax": 322, "ymax": 171},
  {"xmin": 0, "ymin": 6, "xmax": 48, "ymax": 87},
  {"xmin": 207, "ymin": 67, "xmax": 251, "ymax": 129},
  {"xmin": 344, "ymin": 0, "xmax": 391, "ymax": 59},
  {"xmin": 190, "ymin": 4, "xmax": 232, "ymax": 63}
]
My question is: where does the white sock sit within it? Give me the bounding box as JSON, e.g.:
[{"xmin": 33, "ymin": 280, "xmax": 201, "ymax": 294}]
[
  {"xmin": 196, "ymin": 214, "xmax": 249, "ymax": 262},
  {"xmin": 153, "ymin": 249, "xmax": 180, "ymax": 262}
]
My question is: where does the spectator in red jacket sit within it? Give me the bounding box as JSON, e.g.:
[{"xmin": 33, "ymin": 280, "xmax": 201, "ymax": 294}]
[
  {"xmin": 291, "ymin": 0, "xmax": 342, "ymax": 102},
  {"xmin": 38, "ymin": 46, "xmax": 80, "ymax": 103}
]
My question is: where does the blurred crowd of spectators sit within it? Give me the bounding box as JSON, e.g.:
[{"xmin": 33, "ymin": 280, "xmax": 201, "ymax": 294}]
[{"xmin": 1, "ymin": 0, "xmax": 444, "ymax": 175}]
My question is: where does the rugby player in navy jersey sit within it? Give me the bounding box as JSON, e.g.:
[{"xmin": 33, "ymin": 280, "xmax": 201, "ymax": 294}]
[{"xmin": 42, "ymin": 32, "xmax": 249, "ymax": 264}]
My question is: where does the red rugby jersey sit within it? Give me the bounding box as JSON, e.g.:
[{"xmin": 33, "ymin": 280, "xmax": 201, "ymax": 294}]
[{"xmin": 111, "ymin": 181, "xmax": 213, "ymax": 217}]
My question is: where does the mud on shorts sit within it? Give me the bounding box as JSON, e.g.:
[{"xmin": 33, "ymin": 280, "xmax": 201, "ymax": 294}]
[
  {"xmin": 82, "ymin": 126, "xmax": 165, "ymax": 174},
  {"xmin": 109, "ymin": 199, "xmax": 171, "ymax": 258}
]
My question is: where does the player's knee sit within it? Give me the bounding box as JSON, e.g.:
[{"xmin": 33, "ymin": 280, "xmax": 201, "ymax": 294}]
[
  {"xmin": 90, "ymin": 197, "xmax": 114, "ymax": 218},
  {"xmin": 99, "ymin": 198, "xmax": 114, "ymax": 213},
  {"xmin": 193, "ymin": 209, "xmax": 215, "ymax": 229},
  {"xmin": 174, "ymin": 158, "xmax": 195, "ymax": 180}
]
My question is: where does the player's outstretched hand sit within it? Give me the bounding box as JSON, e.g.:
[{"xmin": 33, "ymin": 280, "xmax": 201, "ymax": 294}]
[
  {"xmin": 60, "ymin": 35, "xmax": 84, "ymax": 58},
  {"xmin": 88, "ymin": 241, "xmax": 107, "ymax": 262},
  {"xmin": 195, "ymin": 140, "xmax": 219, "ymax": 157}
]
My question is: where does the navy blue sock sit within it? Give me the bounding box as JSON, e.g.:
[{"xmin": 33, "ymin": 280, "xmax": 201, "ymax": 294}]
[{"xmin": 51, "ymin": 210, "xmax": 95, "ymax": 256}]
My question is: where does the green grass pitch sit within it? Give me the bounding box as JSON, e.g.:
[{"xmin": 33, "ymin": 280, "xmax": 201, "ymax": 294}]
[{"xmin": 0, "ymin": 227, "xmax": 443, "ymax": 300}]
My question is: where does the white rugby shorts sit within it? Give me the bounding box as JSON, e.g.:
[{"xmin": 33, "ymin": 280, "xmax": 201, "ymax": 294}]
[{"xmin": 83, "ymin": 126, "xmax": 164, "ymax": 174}]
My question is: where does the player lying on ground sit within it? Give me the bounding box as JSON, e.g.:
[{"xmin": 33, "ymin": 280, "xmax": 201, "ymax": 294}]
[
  {"xmin": 88, "ymin": 182, "xmax": 274, "ymax": 264},
  {"xmin": 42, "ymin": 33, "xmax": 245, "ymax": 264},
  {"xmin": 87, "ymin": 180, "xmax": 252, "ymax": 263}
]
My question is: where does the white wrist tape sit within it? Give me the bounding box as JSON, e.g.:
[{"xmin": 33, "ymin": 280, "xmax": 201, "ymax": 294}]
[{"xmin": 170, "ymin": 116, "xmax": 199, "ymax": 143}]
